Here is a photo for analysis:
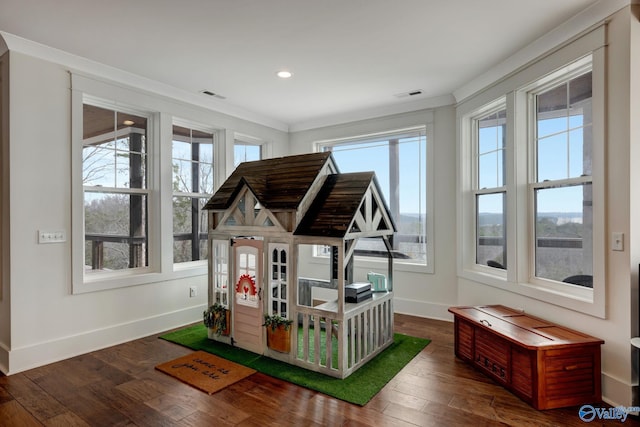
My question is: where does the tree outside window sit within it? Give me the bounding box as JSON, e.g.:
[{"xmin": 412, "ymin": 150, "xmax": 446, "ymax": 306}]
[
  {"xmin": 82, "ymin": 104, "xmax": 149, "ymax": 272},
  {"xmin": 172, "ymin": 125, "xmax": 214, "ymax": 263}
]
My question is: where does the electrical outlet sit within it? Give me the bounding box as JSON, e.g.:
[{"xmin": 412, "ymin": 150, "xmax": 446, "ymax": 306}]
[
  {"xmin": 38, "ymin": 230, "xmax": 67, "ymax": 244},
  {"xmin": 189, "ymin": 286, "xmax": 197, "ymax": 298}
]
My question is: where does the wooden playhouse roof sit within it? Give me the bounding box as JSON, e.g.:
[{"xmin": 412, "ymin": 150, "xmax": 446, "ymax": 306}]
[
  {"xmin": 204, "ymin": 152, "xmax": 334, "ymax": 211},
  {"xmin": 294, "ymin": 172, "xmax": 395, "ymax": 238},
  {"xmin": 205, "ymin": 152, "xmax": 396, "ymax": 238}
]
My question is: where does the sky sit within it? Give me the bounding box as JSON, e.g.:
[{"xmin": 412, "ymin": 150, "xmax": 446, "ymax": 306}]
[
  {"xmin": 327, "ymin": 137, "xmax": 426, "ymax": 216},
  {"xmin": 478, "ymin": 115, "xmax": 590, "ymax": 215}
]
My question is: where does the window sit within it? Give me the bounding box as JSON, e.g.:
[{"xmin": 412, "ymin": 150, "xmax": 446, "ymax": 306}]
[
  {"xmin": 234, "ymin": 142, "xmax": 261, "ymax": 166},
  {"xmin": 530, "ymin": 68, "xmax": 593, "ymax": 284},
  {"xmin": 82, "ymin": 103, "xmax": 150, "ymax": 273},
  {"xmin": 234, "ymin": 134, "xmax": 264, "ymax": 167},
  {"xmin": 211, "ymin": 240, "xmax": 229, "ymax": 306},
  {"xmin": 474, "ymin": 105, "xmax": 507, "ymax": 270},
  {"xmin": 172, "ymin": 125, "xmax": 214, "ymax": 264},
  {"xmin": 72, "ymin": 75, "xmax": 225, "ymax": 291},
  {"xmin": 317, "ymin": 127, "xmax": 430, "ymax": 265},
  {"xmin": 459, "ymin": 50, "xmax": 604, "ymax": 316},
  {"xmin": 269, "ymin": 244, "xmax": 289, "ymax": 318}
]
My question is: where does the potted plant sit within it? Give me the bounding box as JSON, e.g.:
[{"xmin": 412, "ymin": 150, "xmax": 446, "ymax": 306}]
[
  {"xmin": 203, "ymin": 302, "xmax": 230, "ymax": 336},
  {"xmin": 263, "ymin": 314, "xmax": 293, "ymax": 353}
]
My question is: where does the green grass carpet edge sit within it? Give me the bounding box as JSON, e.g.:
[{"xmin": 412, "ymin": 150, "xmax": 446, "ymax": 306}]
[{"xmin": 159, "ymin": 324, "xmax": 430, "ymax": 406}]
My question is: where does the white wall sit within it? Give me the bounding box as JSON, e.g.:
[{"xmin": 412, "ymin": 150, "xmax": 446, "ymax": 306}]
[
  {"xmin": 628, "ymin": 2, "xmax": 640, "ymax": 400},
  {"xmin": 0, "ymin": 48, "xmax": 288, "ymax": 374},
  {"xmin": 0, "ymin": 49, "xmax": 9, "ymax": 373},
  {"xmin": 289, "ymin": 107, "xmax": 458, "ymax": 321}
]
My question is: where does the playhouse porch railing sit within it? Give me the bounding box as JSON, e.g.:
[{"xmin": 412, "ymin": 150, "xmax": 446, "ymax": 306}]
[{"xmin": 293, "ymin": 292, "xmax": 394, "ymax": 378}]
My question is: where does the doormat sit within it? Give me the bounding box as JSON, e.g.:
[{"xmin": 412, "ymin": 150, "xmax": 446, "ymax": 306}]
[{"xmin": 155, "ymin": 350, "xmax": 256, "ymax": 395}]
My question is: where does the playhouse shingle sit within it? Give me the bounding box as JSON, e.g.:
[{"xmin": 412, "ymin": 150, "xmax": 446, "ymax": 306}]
[
  {"xmin": 205, "ymin": 152, "xmax": 395, "ymax": 238},
  {"xmin": 294, "ymin": 172, "xmax": 392, "ymax": 237},
  {"xmin": 204, "ymin": 152, "xmax": 334, "ymax": 211}
]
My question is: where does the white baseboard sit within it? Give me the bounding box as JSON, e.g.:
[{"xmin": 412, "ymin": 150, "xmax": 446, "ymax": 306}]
[
  {"xmin": 393, "ymin": 297, "xmax": 454, "ymax": 322},
  {"xmin": 3, "ymin": 305, "xmax": 204, "ymax": 375},
  {"xmin": 0, "ymin": 340, "xmax": 9, "ymax": 375},
  {"xmin": 602, "ymin": 371, "xmax": 635, "ymax": 408}
]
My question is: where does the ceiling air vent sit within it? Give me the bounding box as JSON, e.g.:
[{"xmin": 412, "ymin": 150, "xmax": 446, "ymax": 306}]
[
  {"xmin": 394, "ymin": 89, "xmax": 423, "ymax": 98},
  {"xmin": 200, "ymin": 90, "xmax": 227, "ymax": 100}
]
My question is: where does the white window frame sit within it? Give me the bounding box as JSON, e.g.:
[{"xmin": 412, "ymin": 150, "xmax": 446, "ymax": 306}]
[
  {"xmin": 210, "ymin": 239, "xmax": 230, "ymax": 307},
  {"xmin": 233, "ymin": 132, "xmax": 270, "ymax": 167},
  {"xmin": 268, "ymin": 243, "xmax": 290, "ymax": 318},
  {"xmin": 315, "ymin": 125, "xmax": 434, "ymax": 273},
  {"xmin": 171, "ymin": 119, "xmax": 216, "ymax": 270},
  {"xmin": 72, "ymin": 90, "xmax": 161, "ymax": 293},
  {"xmin": 520, "ymin": 56, "xmax": 603, "ymax": 303},
  {"xmin": 459, "ymin": 43, "xmax": 605, "ymax": 317},
  {"xmin": 471, "ymin": 98, "xmax": 509, "ymax": 279}
]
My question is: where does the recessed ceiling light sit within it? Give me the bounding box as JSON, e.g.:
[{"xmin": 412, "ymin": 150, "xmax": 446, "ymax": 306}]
[
  {"xmin": 123, "ymin": 120, "xmax": 135, "ymax": 126},
  {"xmin": 277, "ymin": 70, "xmax": 293, "ymax": 79}
]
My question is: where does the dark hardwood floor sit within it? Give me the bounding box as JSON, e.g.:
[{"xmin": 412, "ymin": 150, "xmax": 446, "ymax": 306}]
[{"xmin": 0, "ymin": 314, "xmax": 636, "ymax": 426}]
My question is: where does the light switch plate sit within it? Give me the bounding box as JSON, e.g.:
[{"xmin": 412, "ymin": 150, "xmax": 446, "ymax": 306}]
[
  {"xmin": 612, "ymin": 232, "xmax": 624, "ymax": 251},
  {"xmin": 38, "ymin": 230, "xmax": 67, "ymax": 244}
]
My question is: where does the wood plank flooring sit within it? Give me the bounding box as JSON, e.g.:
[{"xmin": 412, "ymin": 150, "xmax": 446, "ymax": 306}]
[{"xmin": 0, "ymin": 314, "xmax": 637, "ymax": 426}]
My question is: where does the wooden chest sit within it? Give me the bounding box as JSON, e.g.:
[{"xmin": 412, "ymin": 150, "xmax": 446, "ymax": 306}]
[{"xmin": 448, "ymin": 305, "xmax": 604, "ymax": 410}]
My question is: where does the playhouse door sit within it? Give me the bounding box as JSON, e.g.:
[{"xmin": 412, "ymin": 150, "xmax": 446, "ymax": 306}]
[{"xmin": 232, "ymin": 238, "xmax": 264, "ymax": 353}]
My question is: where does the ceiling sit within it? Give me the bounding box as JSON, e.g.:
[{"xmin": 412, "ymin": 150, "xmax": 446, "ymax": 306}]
[{"xmin": 0, "ymin": 0, "xmax": 609, "ymax": 131}]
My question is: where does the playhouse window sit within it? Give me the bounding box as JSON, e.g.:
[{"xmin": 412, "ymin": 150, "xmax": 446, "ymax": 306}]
[
  {"xmin": 211, "ymin": 239, "xmax": 229, "ymax": 306},
  {"xmin": 269, "ymin": 244, "xmax": 289, "ymax": 318}
]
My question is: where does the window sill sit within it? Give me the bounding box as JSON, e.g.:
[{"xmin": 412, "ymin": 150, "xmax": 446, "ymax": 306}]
[
  {"xmin": 310, "ymin": 255, "xmax": 433, "ymax": 275},
  {"xmin": 73, "ymin": 263, "xmax": 207, "ymax": 294},
  {"xmin": 74, "ymin": 268, "xmax": 162, "ymax": 294},
  {"xmin": 172, "ymin": 261, "xmax": 208, "ymax": 278},
  {"xmin": 459, "ymin": 268, "xmax": 604, "ymax": 319}
]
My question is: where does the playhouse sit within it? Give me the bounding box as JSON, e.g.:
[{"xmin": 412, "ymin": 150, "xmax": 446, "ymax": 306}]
[{"xmin": 203, "ymin": 152, "xmax": 396, "ymax": 378}]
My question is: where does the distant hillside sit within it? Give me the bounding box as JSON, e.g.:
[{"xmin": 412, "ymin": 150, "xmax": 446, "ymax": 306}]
[{"xmin": 478, "ymin": 212, "xmax": 582, "ymax": 226}]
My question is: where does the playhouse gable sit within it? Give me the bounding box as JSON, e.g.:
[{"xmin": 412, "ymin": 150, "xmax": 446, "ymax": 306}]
[
  {"xmin": 217, "ymin": 184, "xmax": 284, "ymax": 231},
  {"xmin": 204, "ymin": 152, "xmax": 336, "ymax": 211},
  {"xmin": 295, "ymin": 172, "xmax": 396, "ymax": 238}
]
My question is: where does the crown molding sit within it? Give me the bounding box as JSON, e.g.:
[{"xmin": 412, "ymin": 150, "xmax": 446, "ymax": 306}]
[
  {"xmin": 288, "ymin": 94, "xmax": 455, "ymax": 133},
  {"xmin": 0, "ymin": 31, "xmax": 289, "ymax": 133},
  {"xmin": 453, "ymin": 0, "xmax": 631, "ymax": 103}
]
